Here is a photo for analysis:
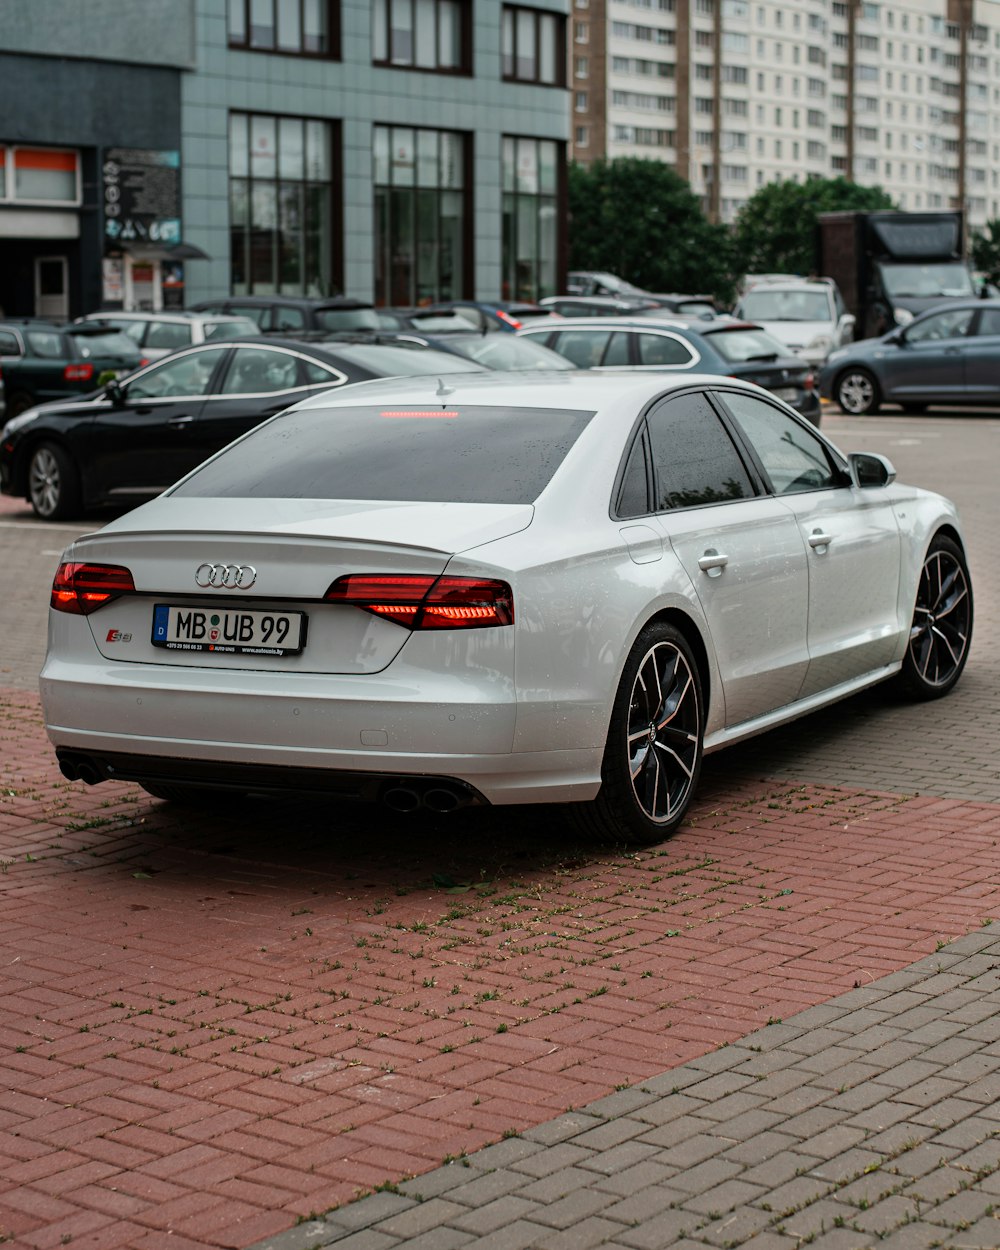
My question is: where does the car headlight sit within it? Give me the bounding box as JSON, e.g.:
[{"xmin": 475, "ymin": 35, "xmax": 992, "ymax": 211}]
[
  {"xmin": 1, "ymin": 410, "xmax": 41, "ymax": 439},
  {"xmin": 806, "ymin": 334, "xmax": 833, "ymax": 355},
  {"xmin": 892, "ymin": 307, "xmax": 914, "ymax": 325}
]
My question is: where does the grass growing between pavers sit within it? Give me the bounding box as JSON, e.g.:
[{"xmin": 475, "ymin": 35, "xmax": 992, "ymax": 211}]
[{"xmin": 2, "ymin": 687, "xmax": 1000, "ymax": 1250}]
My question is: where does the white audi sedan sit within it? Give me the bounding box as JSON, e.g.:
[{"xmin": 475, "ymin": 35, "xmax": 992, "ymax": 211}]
[{"xmin": 43, "ymin": 372, "xmax": 972, "ymax": 845}]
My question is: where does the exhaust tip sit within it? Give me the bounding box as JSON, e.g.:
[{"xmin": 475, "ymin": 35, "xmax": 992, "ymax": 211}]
[
  {"xmin": 424, "ymin": 787, "xmax": 462, "ymax": 814},
  {"xmin": 382, "ymin": 785, "xmax": 422, "ymax": 813}
]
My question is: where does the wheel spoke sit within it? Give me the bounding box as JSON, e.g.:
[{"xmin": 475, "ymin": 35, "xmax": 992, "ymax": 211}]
[
  {"xmin": 626, "ymin": 640, "xmax": 700, "ymax": 824},
  {"xmin": 907, "ymin": 549, "xmax": 971, "ymax": 687}
]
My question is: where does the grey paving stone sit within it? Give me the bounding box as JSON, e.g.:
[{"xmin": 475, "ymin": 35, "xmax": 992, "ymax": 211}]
[
  {"xmin": 521, "ymin": 1113, "xmax": 603, "ymax": 1146},
  {"xmin": 807, "ymin": 1147, "xmax": 886, "ymax": 1185},
  {"xmin": 373, "ymin": 1198, "xmax": 471, "ymax": 1239},
  {"xmin": 887, "ymin": 1142, "xmax": 963, "ymax": 1180},
  {"xmin": 948, "ymin": 1216, "xmax": 1000, "ymax": 1249},
  {"xmin": 570, "ymin": 1116, "xmax": 650, "ymax": 1152},
  {"xmin": 925, "ymin": 1186, "xmax": 998, "ymax": 1227},
  {"xmin": 613, "ymin": 1207, "xmax": 702, "ymax": 1249},
  {"xmin": 447, "ymin": 1196, "xmax": 543, "ymax": 1236},
  {"xmin": 516, "ymin": 1165, "xmax": 596, "ymax": 1204},
  {"xmin": 599, "ymin": 1183, "xmax": 685, "ymax": 1227},
  {"xmin": 374, "ymin": 1230, "xmax": 471, "ymax": 1250},
  {"xmin": 667, "ymin": 1156, "xmax": 744, "ymax": 1196},
  {"xmin": 756, "ymin": 1174, "xmax": 836, "ymax": 1218},
  {"xmin": 331, "ymin": 1194, "xmax": 418, "ymax": 1230},
  {"xmin": 680, "ymin": 1176, "xmax": 767, "ymax": 1217},
  {"xmin": 637, "ymin": 1113, "xmax": 721, "ymax": 1149},
  {"xmin": 794, "ymin": 1229, "xmax": 876, "ymax": 1248},
  {"xmin": 639, "ymin": 1131, "xmax": 727, "ymax": 1169},
  {"xmin": 577, "ymin": 1140, "xmax": 662, "ymax": 1176},
  {"xmin": 249, "ymin": 1220, "xmax": 345, "ymax": 1250},
  {"xmin": 678, "ymin": 1071, "xmax": 756, "ymax": 1103},
  {"xmin": 873, "ymin": 1224, "xmax": 951, "ymax": 1249},
  {"xmin": 826, "ymin": 1080, "xmax": 901, "ymax": 1113},
  {"xmin": 397, "ymin": 1164, "xmax": 477, "ymax": 1201},
  {"xmin": 778, "ymin": 1197, "xmax": 860, "ymax": 1241},
  {"xmin": 739, "ymin": 1149, "xmax": 822, "ymax": 1189},
  {"xmin": 531, "ymin": 1216, "xmax": 626, "ymax": 1250},
  {"xmin": 509, "ymin": 1142, "xmax": 594, "ymax": 1179},
  {"xmin": 689, "ymin": 1202, "xmax": 775, "ymax": 1246},
  {"xmin": 451, "ymin": 1219, "xmax": 550, "ymax": 1250},
  {"xmin": 796, "ymin": 1124, "xmax": 870, "ymax": 1161},
  {"xmin": 582, "ymin": 1088, "xmax": 659, "ymax": 1119},
  {"xmin": 590, "ymin": 1160, "xmax": 680, "ymax": 1198},
  {"xmin": 721, "ymin": 1131, "xmax": 801, "ymax": 1167},
  {"xmin": 848, "ymin": 1194, "xmax": 923, "ymax": 1237},
  {"xmin": 321, "ymin": 1233, "xmax": 400, "ymax": 1250},
  {"xmin": 469, "ymin": 1138, "xmax": 544, "ymax": 1171},
  {"xmin": 686, "ymin": 1045, "xmax": 759, "ymax": 1072},
  {"xmin": 443, "ymin": 1168, "xmax": 531, "ymax": 1207},
  {"xmin": 528, "ymin": 1186, "xmax": 618, "ymax": 1231},
  {"xmin": 779, "ymin": 1106, "xmax": 851, "ymax": 1141}
]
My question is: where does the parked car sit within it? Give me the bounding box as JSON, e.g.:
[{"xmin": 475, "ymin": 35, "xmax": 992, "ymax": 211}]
[
  {"xmin": 386, "ymin": 330, "xmax": 575, "ymax": 371},
  {"xmin": 566, "ymin": 270, "xmax": 653, "ymax": 298},
  {"xmin": 519, "ymin": 316, "xmax": 822, "ymax": 424},
  {"xmin": 75, "ymin": 310, "xmax": 262, "ymax": 361},
  {"xmin": 819, "ymin": 299, "xmax": 1000, "ymax": 415},
  {"xmin": 0, "ymin": 320, "xmax": 143, "ymax": 418},
  {"xmin": 540, "ymin": 295, "xmax": 660, "ymax": 317},
  {"xmin": 426, "ymin": 300, "xmax": 562, "ymax": 332},
  {"xmin": 188, "ymin": 295, "xmax": 379, "ymax": 335},
  {"xmin": 565, "ymin": 272, "xmax": 720, "ymax": 319},
  {"xmin": 375, "ymin": 307, "xmax": 478, "ymax": 334},
  {"xmin": 0, "ymin": 338, "xmax": 483, "ymax": 520},
  {"xmin": 641, "ymin": 294, "xmax": 722, "ymax": 319},
  {"xmin": 734, "ymin": 280, "xmax": 854, "ymax": 365},
  {"xmin": 42, "ymin": 371, "xmax": 972, "ymax": 848}
]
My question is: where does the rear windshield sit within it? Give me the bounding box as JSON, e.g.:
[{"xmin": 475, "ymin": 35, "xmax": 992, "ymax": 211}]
[
  {"xmin": 703, "ymin": 327, "xmax": 791, "ymax": 363},
  {"xmin": 66, "ymin": 330, "xmax": 141, "ymax": 359},
  {"xmin": 204, "ymin": 318, "xmax": 261, "ymax": 340},
  {"xmin": 328, "ymin": 344, "xmax": 484, "ymax": 375},
  {"xmin": 171, "ymin": 404, "xmax": 594, "ymax": 504},
  {"xmin": 313, "ymin": 306, "xmax": 381, "ymax": 332},
  {"xmin": 447, "ymin": 336, "xmax": 573, "ymax": 370}
]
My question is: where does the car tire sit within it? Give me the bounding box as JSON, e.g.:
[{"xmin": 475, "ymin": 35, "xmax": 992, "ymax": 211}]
[
  {"xmin": 6, "ymin": 391, "xmax": 36, "ymax": 419},
  {"xmin": 835, "ymin": 368, "xmax": 882, "ymax": 415},
  {"xmin": 568, "ymin": 621, "xmax": 704, "ymax": 846},
  {"xmin": 893, "ymin": 534, "xmax": 973, "ymax": 701},
  {"xmin": 28, "ymin": 441, "xmax": 81, "ymax": 521}
]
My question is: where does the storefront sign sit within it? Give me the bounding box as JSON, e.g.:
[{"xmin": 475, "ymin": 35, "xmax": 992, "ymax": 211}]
[
  {"xmin": 101, "ymin": 256, "xmax": 124, "ymax": 304},
  {"xmin": 103, "ymin": 148, "xmax": 181, "ymax": 245}
]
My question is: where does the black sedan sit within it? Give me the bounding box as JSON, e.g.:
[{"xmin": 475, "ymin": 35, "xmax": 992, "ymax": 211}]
[{"xmin": 0, "ymin": 337, "xmax": 483, "ymax": 520}]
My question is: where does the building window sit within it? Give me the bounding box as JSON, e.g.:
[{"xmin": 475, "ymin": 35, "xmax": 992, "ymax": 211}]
[
  {"xmin": 502, "ymin": 136, "xmax": 560, "ymax": 302},
  {"xmin": 575, "ymin": 55, "xmax": 589, "ymax": 77},
  {"xmin": 0, "ymin": 146, "xmax": 81, "ymax": 204},
  {"xmin": 228, "ymin": 0, "xmax": 339, "ymax": 56},
  {"xmin": 575, "ymin": 91, "xmax": 588, "ymax": 111},
  {"xmin": 502, "ymin": 6, "xmax": 566, "ymax": 85},
  {"xmin": 373, "ymin": 125, "xmax": 467, "ymax": 306},
  {"xmin": 229, "ymin": 113, "xmax": 334, "ymax": 296},
  {"xmin": 575, "ymin": 126, "xmax": 589, "ymax": 147},
  {"xmin": 372, "ymin": 0, "xmax": 470, "ymax": 72}
]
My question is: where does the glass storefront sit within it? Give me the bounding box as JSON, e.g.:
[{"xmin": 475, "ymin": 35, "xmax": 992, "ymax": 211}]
[
  {"xmin": 373, "ymin": 125, "xmax": 467, "ymax": 306},
  {"xmin": 501, "ymin": 136, "xmax": 559, "ymax": 302},
  {"xmin": 229, "ymin": 113, "xmax": 332, "ymax": 296}
]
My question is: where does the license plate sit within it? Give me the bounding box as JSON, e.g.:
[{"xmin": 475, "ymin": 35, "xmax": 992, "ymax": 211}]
[
  {"xmin": 152, "ymin": 604, "xmax": 306, "ymax": 656},
  {"xmin": 773, "ymin": 387, "xmax": 800, "ymax": 401}
]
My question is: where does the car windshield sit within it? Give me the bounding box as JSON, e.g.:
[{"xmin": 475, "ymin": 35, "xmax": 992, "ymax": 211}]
[
  {"xmin": 171, "ymin": 404, "xmax": 595, "ymax": 504},
  {"xmin": 66, "ymin": 330, "xmax": 142, "ymax": 359},
  {"xmin": 313, "ymin": 306, "xmax": 381, "ymax": 332},
  {"xmin": 739, "ymin": 290, "xmax": 832, "ymax": 322},
  {"xmin": 879, "ymin": 262, "xmax": 975, "ymax": 299},
  {"xmin": 406, "ymin": 312, "xmax": 476, "ymax": 332},
  {"xmin": 204, "ymin": 319, "xmax": 261, "ymax": 340},
  {"xmin": 328, "ymin": 344, "xmax": 484, "ymax": 375},
  {"xmin": 704, "ymin": 327, "xmax": 790, "ymax": 362},
  {"xmin": 446, "ymin": 336, "xmax": 573, "ymax": 370}
]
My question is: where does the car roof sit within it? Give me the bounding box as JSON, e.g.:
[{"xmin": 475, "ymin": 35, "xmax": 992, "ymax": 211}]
[
  {"xmin": 81, "ymin": 310, "xmax": 255, "ymax": 322},
  {"xmin": 520, "ymin": 315, "xmax": 757, "ymax": 334},
  {"xmin": 193, "ymin": 295, "xmax": 373, "ymax": 310}
]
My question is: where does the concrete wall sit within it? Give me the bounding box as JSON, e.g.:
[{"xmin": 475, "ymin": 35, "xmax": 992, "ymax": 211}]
[
  {"xmin": 0, "ymin": 0, "xmax": 195, "ymax": 69},
  {"xmin": 181, "ymin": 0, "xmax": 570, "ymax": 303}
]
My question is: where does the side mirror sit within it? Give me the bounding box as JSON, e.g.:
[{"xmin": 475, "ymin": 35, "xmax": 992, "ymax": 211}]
[
  {"xmin": 849, "ymin": 452, "xmax": 896, "ymax": 489},
  {"xmin": 105, "ymin": 378, "xmax": 125, "ymax": 407}
]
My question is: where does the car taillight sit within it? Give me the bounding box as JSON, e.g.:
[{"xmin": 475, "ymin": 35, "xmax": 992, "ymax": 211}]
[
  {"xmin": 804, "ymin": 373, "xmax": 815, "ymax": 390},
  {"xmin": 495, "ymin": 309, "xmax": 523, "ymax": 330},
  {"xmin": 63, "ymin": 363, "xmax": 94, "ymax": 382},
  {"xmin": 324, "ymin": 574, "xmax": 514, "ymax": 630},
  {"xmin": 51, "ymin": 562, "xmax": 135, "ymax": 615}
]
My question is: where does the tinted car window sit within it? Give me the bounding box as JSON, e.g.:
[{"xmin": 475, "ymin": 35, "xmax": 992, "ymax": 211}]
[
  {"xmin": 203, "ymin": 318, "xmax": 261, "ymax": 340},
  {"xmin": 722, "ymin": 392, "xmax": 837, "ymax": 495},
  {"xmin": 70, "ymin": 330, "xmax": 142, "ymax": 358},
  {"xmin": 617, "ymin": 435, "xmax": 649, "ymax": 517},
  {"xmin": 302, "ymin": 359, "xmax": 344, "ymax": 384},
  {"xmin": 447, "ymin": 336, "xmax": 573, "ymax": 370},
  {"xmin": 115, "ymin": 321, "xmax": 148, "ymax": 344},
  {"xmin": 229, "ymin": 304, "xmax": 270, "ymax": 327},
  {"xmin": 646, "ymin": 391, "xmax": 754, "ymax": 511},
  {"xmin": 272, "ymin": 306, "xmax": 307, "ymax": 331},
  {"xmin": 171, "ymin": 405, "xmax": 595, "ymax": 504},
  {"xmin": 0, "ymin": 330, "xmax": 22, "ymax": 354},
  {"xmin": 127, "ymin": 348, "xmax": 229, "ymax": 400},
  {"xmin": 313, "ymin": 306, "xmax": 380, "ymax": 332},
  {"xmin": 906, "ymin": 308, "xmax": 975, "ymax": 343},
  {"xmin": 146, "ymin": 321, "xmax": 192, "ymax": 350},
  {"xmin": 222, "ymin": 347, "xmax": 300, "ymax": 393},
  {"xmin": 975, "ymin": 309, "xmax": 1000, "ymax": 336},
  {"xmin": 636, "ymin": 333, "xmax": 695, "ymax": 367},
  {"xmin": 26, "ymin": 330, "xmax": 63, "ymax": 358},
  {"xmin": 550, "ymin": 330, "xmax": 612, "ymax": 367},
  {"xmin": 605, "ymin": 332, "xmax": 631, "ymax": 365},
  {"xmin": 702, "ymin": 327, "xmax": 789, "ymax": 363}
]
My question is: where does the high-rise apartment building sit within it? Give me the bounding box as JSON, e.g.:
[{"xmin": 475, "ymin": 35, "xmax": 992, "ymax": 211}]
[{"xmin": 571, "ymin": 0, "xmax": 999, "ymax": 230}]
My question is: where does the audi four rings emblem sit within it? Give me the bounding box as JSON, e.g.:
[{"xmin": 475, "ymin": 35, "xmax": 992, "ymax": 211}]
[{"xmin": 195, "ymin": 563, "xmax": 257, "ymax": 589}]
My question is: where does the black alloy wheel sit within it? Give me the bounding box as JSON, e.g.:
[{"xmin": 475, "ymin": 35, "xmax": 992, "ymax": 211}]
[
  {"xmin": 570, "ymin": 622, "xmax": 703, "ymax": 845},
  {"xmin": 895, "ymin": 534, "xmax": 973, "ymax": 699}
]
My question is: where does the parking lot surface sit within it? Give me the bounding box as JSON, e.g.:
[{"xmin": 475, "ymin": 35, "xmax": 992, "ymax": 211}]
[{"xmin": 1, "ymin": 412, "xmax": 998, "ymax": 1250}]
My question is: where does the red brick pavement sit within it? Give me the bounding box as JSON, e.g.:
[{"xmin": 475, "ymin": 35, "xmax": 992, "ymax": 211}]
[{"xmin": 2, "ymin": 685, "xmax": 999, "ymax": 1249}]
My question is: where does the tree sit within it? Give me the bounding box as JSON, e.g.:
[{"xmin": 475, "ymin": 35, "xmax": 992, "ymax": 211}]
[
  {"xmin": 970, "ymin": 220, "xmax": 1000, "ymax": 288},
  {"xmin": 732, "ymin": 177, "xmax": 895, "ymax": 277},
  {"xmin": 568, "ymin": 158, "xmax": 736, "ymax": 303}
]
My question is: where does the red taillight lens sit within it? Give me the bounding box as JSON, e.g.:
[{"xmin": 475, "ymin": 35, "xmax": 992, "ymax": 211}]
[
  {"xmin": 804, "ymin": 373, "xmax": 815, "ymax": 390},
  {"xmin": 51, "ymin": 562, "xmax": 135, "ymax": 615},
  {"xmin": 63, "ymin": 363, "xmax": 94, "ymax": 383},
  {"xmin": 495, "ymin": 309, "xmax": 523, "ymax": 330},
  {"xmin": 325, "ymin": 574, "xmax": 514, "ymax": 630}
]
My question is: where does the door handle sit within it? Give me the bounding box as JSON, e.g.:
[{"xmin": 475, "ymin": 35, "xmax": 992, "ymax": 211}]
[
  {"xmin": 698, "ymin": 549, "xmax": 729, "ymax": 576},
  {"xmin": 808, "ymin": 530, "xmax": 833, "ymax": 549},
  {"xmin": 167, "ymin": 415, "xmax": 195, "ymax": 427}
]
